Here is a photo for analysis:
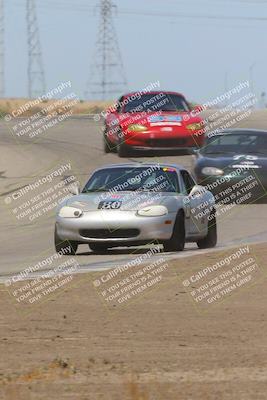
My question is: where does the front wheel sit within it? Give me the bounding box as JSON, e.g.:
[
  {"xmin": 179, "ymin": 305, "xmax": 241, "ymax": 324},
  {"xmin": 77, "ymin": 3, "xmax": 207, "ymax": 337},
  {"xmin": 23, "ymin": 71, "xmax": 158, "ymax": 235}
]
[
  {"xmin": 103, "ymin": 127, "xmax": 112, "ymax": 154},
  {"xmin": 104, "ymin": 138, "xmax": 111, "ymax": 154},
  {"xmin": 54, "ymin": 227, "xmax": 78, "ymax": 255},
  {"xmin": 118, "ymin": 143, "xmax": 130, "ymax": 158},
  {"xmin": 197, "ymin": 209, "xmax": 217, "ymax": 249},
  {"xmin": 163, "ymin": 211, "xmax": 185, "ymax": 252}
]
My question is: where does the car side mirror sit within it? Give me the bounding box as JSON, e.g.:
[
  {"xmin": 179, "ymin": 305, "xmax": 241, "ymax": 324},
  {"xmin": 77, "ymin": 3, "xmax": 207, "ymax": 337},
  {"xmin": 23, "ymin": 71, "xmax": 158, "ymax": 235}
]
[
  {"xmin": 68, "ymin": 183, "xmax": 80, "ymax": 196},
  {"xmin": 189, "ymin": 185, "xmax": 204, "ymax": 198},
  {"xmin": 190, "ymin": 148, "xmax": 200, "ymax": 155}
]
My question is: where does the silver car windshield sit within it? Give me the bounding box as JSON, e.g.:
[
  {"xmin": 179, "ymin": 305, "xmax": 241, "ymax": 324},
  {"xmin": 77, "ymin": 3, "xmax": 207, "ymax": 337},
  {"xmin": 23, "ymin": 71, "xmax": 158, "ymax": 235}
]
[{"xmin": 82, "ymin": 167, "xmax": 180, "ymax": 194}]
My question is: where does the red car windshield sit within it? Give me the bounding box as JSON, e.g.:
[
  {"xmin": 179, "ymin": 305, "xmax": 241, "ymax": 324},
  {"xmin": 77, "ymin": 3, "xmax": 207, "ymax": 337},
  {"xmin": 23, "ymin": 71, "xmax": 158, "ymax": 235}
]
[{"xmin": 123, "ymin": 93, "xmax": 190, "ymax": 113}]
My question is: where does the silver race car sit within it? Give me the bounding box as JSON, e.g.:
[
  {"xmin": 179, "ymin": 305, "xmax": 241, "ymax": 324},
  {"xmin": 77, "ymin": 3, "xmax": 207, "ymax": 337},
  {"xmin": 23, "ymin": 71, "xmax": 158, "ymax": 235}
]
[{"xmin": 55, "ymin": 163, "xmax": 217, "ymax": 254}]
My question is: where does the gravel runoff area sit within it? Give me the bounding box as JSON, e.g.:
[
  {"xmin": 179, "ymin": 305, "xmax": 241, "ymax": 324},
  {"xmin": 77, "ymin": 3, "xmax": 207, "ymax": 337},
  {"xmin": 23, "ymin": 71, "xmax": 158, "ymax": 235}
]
[{"xmin": 0, "ymin": 243, "xmax": 267, "ymax": 400}]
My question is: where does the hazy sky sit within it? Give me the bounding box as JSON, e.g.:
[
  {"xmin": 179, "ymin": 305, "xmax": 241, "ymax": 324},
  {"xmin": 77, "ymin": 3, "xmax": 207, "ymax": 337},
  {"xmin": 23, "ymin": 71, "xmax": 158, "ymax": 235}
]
[{"xmin": 8, "ymin": 0, "xmax": 267, "ymax": 103}]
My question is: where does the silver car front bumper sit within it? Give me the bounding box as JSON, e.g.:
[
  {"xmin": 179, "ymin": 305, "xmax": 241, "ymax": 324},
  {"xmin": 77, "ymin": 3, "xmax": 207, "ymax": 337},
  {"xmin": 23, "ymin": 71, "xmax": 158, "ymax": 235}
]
[{"xmin": 56, "ymin": 210, "xmax": 176, "ymax": 244}]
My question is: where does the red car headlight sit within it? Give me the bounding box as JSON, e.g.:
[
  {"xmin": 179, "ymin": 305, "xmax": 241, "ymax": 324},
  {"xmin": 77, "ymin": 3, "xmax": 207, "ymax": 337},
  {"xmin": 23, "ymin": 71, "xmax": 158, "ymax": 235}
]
[
  {"xmin": 127, "ymin": 124, "xmax": 147, "ymax": 132},
  {"xmin": 186, "ymin": 122, "xmax": 203, "ymax": 131}
]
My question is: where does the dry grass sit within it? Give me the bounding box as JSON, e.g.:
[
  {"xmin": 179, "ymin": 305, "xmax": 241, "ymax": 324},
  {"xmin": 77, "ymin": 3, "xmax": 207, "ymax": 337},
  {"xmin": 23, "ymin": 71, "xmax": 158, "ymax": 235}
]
[
  {"xmin": 0, "ymin": 98, "xmax": 113, "ymax": 117},
  {"xmin": 126, "ymin": 380, "xmax": 150, "ymax": 400}
]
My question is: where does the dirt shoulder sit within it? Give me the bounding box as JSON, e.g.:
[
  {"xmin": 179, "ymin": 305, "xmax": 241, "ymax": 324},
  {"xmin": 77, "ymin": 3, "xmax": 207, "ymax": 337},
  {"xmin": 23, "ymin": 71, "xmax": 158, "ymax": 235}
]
[{"xmin": 1, "ymin": 243, "xmax": 267, "ymax": 400}]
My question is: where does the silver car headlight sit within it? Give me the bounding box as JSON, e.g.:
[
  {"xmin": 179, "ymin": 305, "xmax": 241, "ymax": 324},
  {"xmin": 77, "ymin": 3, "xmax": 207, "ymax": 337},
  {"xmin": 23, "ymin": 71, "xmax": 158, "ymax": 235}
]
[
  {"xmin": 202, "ymin": 167, "xmax": 224, "ymax": 176},
  {"xmin": 59, "ymin": 206, "xmax": 83, "ymax": 218},
  {"xmin": 137, "ymin": 205, "xmax": 168, "ymax": 217}
]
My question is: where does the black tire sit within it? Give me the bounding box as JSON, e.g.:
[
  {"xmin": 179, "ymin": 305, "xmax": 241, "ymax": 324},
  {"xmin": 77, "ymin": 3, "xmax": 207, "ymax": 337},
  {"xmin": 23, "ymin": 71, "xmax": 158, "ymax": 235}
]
[
  {"xmin": 163, "ymin": 211, "xmax": 185, "ymax": 252},
  {"xmin": 89, "ymin": 243, "xmax": 109, "ymax": 254},
  {"xmin": 104, "ymin": 138, "xmax": 111, "ymax": 153},
  {"xmin": 118, "ymin": 143, "xmax": 130, "ymax": 158},
  {"xmin": 197, "ymin": 209, "xmax": 217, "ymax": 249},
  {"xmin": 54, "ymin": 227, "xmax": 78, "ymax": 255},
  {"xmin": 103, "ymin": 126, "xmax": 112, "ymax": 153}
]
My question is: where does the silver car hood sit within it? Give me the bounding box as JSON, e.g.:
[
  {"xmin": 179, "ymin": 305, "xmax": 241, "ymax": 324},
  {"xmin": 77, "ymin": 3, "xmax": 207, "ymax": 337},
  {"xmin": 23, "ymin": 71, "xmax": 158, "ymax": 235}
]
[{"xmin": 65, "ymin": 192, "xmax": 179, "ymax": 211}]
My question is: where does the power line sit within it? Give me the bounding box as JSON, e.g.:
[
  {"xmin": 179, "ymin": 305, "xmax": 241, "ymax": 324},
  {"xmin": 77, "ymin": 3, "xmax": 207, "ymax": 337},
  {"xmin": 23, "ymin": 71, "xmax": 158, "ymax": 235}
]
[
  {"xmin": 85, "ymin": 0, "xmax": 127, "ymax": 100},
  {"xmin": 26, "ymin": 0, "xmax": 46, "ymax": 98},
  {"xmin": 11, "ymin": 0, "xmax": 96, "ymax": 13},
  {"xmin": 12, "ymin": 0, "xmax": 267, "ymax": 21},
  {"xmin": 34, "ymin": 0, "xmax": 95, "ymax": 13},
  {"xmin": 211, "ymin": 0, "xmax": 267, "ymax": 3},
  {"xmin": 117, "ymin": 8, "xmax": 267, "ymax": 22},
  {"xmin": 147, "ymin": 0, "xmax": 267, "ymax": 4}
]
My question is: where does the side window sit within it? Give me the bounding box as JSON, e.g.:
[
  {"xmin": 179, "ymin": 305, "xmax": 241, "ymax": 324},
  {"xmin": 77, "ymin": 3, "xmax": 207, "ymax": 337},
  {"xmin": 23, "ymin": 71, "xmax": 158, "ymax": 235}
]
[{"xmin": 181, "ymin": 170, "xmax": 196, "ymax": 195}]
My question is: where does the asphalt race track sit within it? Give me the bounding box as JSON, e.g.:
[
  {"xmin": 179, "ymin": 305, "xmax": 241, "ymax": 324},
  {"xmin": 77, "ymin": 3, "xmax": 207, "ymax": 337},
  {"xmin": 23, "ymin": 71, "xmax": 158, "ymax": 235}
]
[{"xmin": 1, "ymin": 111, "xmax": 267, "ymax": 280}]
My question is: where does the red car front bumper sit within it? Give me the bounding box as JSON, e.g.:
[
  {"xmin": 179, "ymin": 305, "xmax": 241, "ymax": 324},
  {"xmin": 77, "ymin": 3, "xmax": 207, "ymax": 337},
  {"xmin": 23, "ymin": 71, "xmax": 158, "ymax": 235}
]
[{"xmin": 123, "ymin": 129, "xmax": 204, "ymax": 150}]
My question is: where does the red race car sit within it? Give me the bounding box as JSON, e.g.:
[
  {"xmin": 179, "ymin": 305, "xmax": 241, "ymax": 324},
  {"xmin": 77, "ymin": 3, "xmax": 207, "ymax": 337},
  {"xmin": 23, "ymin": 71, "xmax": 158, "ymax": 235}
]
[{"xmin": 103, "ymin": 91, "xmax": 205, "ymax": 157}]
